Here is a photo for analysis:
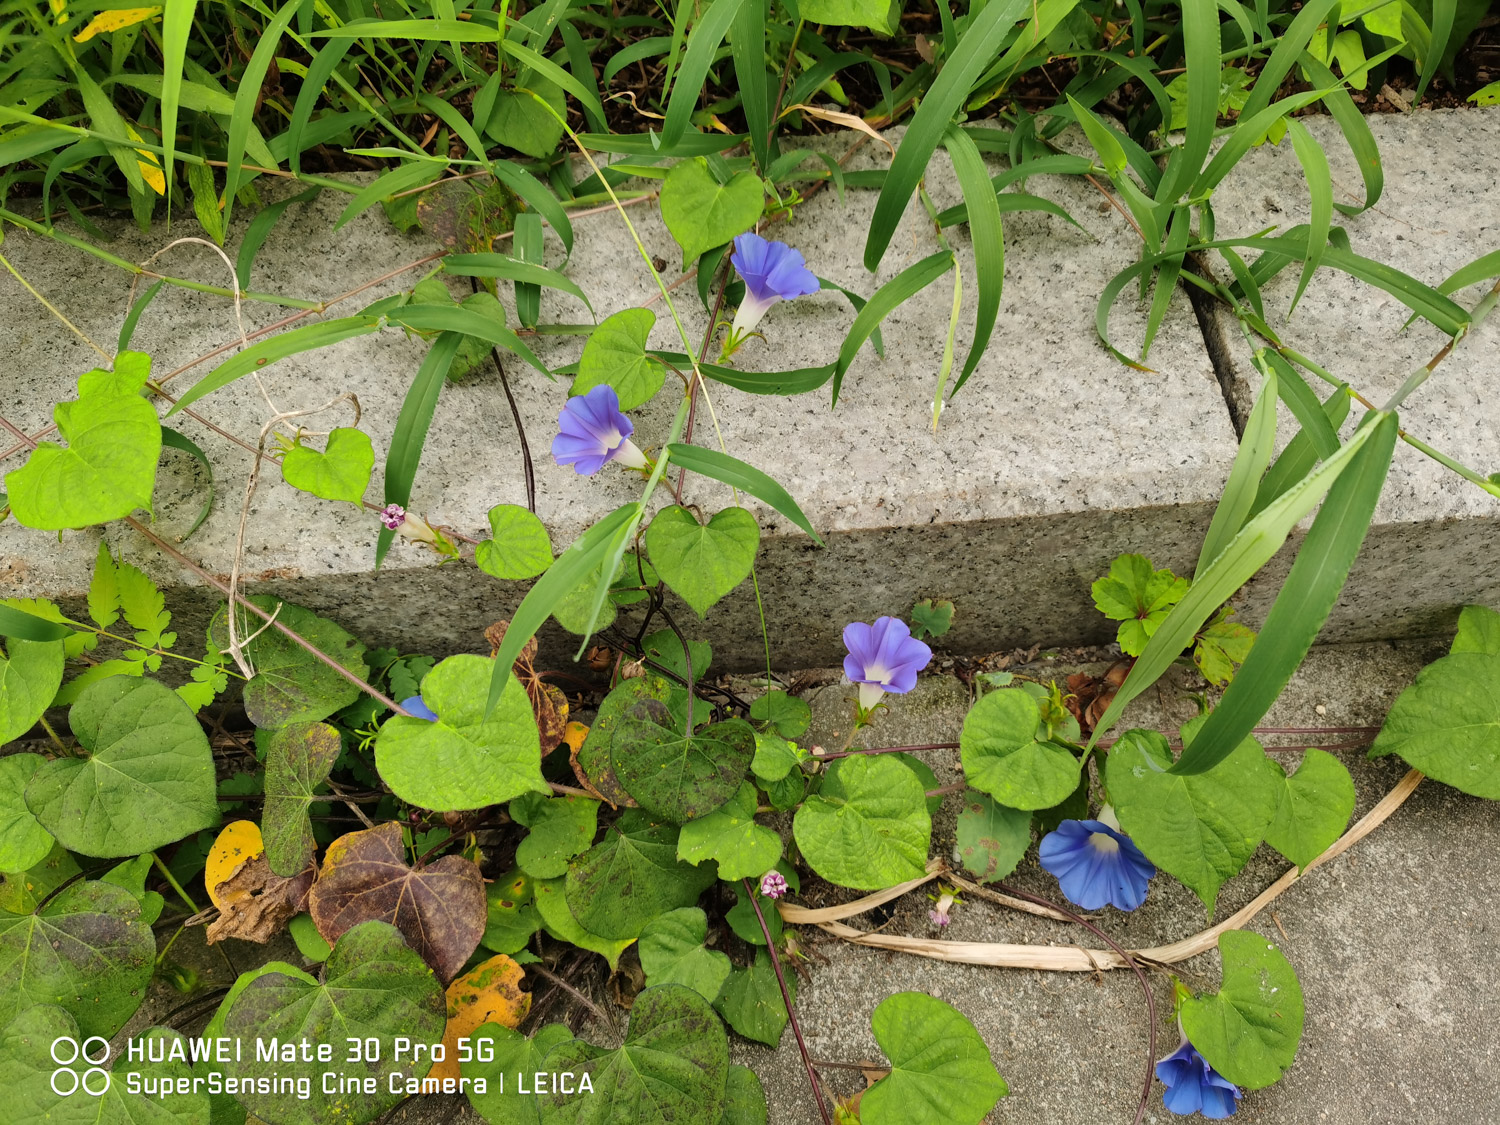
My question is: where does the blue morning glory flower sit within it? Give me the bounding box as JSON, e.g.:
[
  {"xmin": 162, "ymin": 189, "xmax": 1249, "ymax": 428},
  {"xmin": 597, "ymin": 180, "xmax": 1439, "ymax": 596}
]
[
  {"xmin": 842, "ymin": 616, "xmax": 933, "ymax": 712},
  {"xmin": 1156, "ymin": 1038, "xmax": 1243, "ymax": 1119},
  {"xmin": 729, "ymin": 233, "xmax": 820, "ymax": 340},
  {"xmin": 399, "ymin": 695, "xmax": 438, "ymax": 721},
  {"xmin": 552, "ymin": 385, "xmax": 648, "ymax": 475},
  {"xmin": 1038, "ymin": 818, "xmax": 1155, "ymax": 911}
]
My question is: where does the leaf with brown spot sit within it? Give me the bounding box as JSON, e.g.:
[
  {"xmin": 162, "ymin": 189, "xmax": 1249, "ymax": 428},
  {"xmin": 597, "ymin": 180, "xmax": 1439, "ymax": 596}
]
[
  {"xmin": 206, "ymin": 854, "xmax": 315, "ymax": 944},
  {"xmin": 427, "ymin": 954, "xmax": 530, "ymax": 1081},
  {"xmin": 205, "ymin": 820, "xmax": 263, "ymax": 909},
  {"xmin": 263, "ymin": 722, "xmax": 341, "ymax": 876},
  {"xmin": 309, "ymin": 822, "xmax": 485, "ymax": 981},
  {"xmin": 490, "ymin": 619, "xmax": 568, "ymax": 751}
]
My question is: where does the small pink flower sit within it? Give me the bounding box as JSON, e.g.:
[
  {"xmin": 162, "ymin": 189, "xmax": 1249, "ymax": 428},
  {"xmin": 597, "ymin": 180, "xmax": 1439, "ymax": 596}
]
[
  {"xmin": 928, "ymin": 908, "xmax": 951, "ymax": 927},
  {"xmin": 927, "ymin": 887, "xmax": 958, "ymax": 928},
  {"xmin": 760, "ymin": 871, "xmax": 788, "ymax": 900},
  {"xmin": 380, "ymin": 503, "xmax": 407, "ymax": 530}
]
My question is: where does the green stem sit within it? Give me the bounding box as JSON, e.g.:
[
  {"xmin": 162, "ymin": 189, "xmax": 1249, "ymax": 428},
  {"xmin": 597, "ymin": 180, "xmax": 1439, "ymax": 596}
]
[
  {"xmin": 152, "ymin": 852, "xmax": 201, "ymax": 915},
  {"xmin": 37, "ymin": 715, "xmax": 70, "ymax": 755}
]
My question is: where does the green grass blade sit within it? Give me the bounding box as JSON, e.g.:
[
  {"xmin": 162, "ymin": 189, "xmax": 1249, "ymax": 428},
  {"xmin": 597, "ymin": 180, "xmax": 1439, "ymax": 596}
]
[
  {"xmin": 376, "ymin": 331, "xmax": 465, "ymax": 570},
  {"xmin": 488, "ymin": 502, "xmax": 643, "ymax": 713},
  {"xmin": 1088, "ymin": 418, "xmax": 1385, "ymax": 746},
  {"xmin": 1285, "ymin": 118, "xmax": 1332, "ymax": 315},
  {"xmin": 157, "ymin": 0, "xmax": 199, "ymax": 199},
  {"xmin": 236, "ymin": 187, "xmax": 320, "ymax": 290},
  {"xmin": 1238, "ymin": 0, "xmax": 1342, "ymax": 121},
  {"xmin": 334, "ymin": 160, "xmax": 444, "ymax": 230},
  {"xmin": 68, "ymin": 65, "xmax": 146, "ymax": 195},
  {"xmin": 941, "ymin": 124, "xmax": 1003, "ymax": 398},
  {"xmin": 491, "ymin": 159, "xmax": 574, "ymax": 257},
  {"xmin": 169, "ymin": 318, "xmax": 381, "ymax": 414},
  {"xmin": 1153, "ymin": 0, "xmax": 1220, "ymax": 205},
  {"xmin": 118, "ymin": 279, "xmax": 166, "ymax": 353},
  {"xmin": 1416, "ymin": 0, "xmax": 1455, "ymax": 103},
  {"xmin": 664, "ymin": 444, "xmax": 822, "ymax": 545},
  {"xmin": 731, "ymin": 0, "xmax": 772, "ymax": 171},
  {"xmin": 1249, "ymin": 380, "xmax": 1350, "ymax": 520},
  {"xmin": 661, "ymin": 0, "xmax": 753, "ymax": 150},
  {"xmin": 160, "ymin": 426, "xmax": 216, "ymax": 540},
  {"xmin": 833, "ymin": 250, "xmax": 954, "ymax": 405},
  {"xmin": 1195, "ymin": 365, "xmax": 1279, "ymax": 580},
  {"xmin": 379, "ymin": 304, "xmax": 552, "ymax": 378},
  {"xmin": 1435, "ymin": 249, "xmax": 1500, "ymax": 295},
  {"xmin": 1141, "ymin": 205, "xmax": 1190, "ymax": 359},
  {"xmin": 1173, "ymin": 412, "xmax": 1397, "ymax": 774},
  {"xmin": 650, "ymin": 355, "xmax": 836, "ymax": 395},
  {"xmin": 864, "ymin": 0, "xmax": 1030, "ymax": 270},
  {"xmin": 224, "ymin": 0, "xmax": 306, "ymax": 230},
  {"xmin": 311, "ymin": 18, "xmax": 501, "ymax": 40},
  {"xmin": 512, "ymin": 213, "xmax": 544, "ymax": 329},
  {"xmin": 444, "ymin": 251, "xmax": 594, "ymax": 315},
  {"xmin": 0, "ymin": 604, "xmax": 76, "ymax": 642},
  {"xmin": 1298, "ymin": 55, "xmax": 1384, "ymax": 214},
  {"xmin": 1264, "ymin": 350, "xmax": 1340, "ymax": 459}
]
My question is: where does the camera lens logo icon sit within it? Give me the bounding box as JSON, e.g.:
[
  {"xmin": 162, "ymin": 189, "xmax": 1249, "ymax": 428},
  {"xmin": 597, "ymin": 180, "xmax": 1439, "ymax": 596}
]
[{"xmin": 50, "ymin": 1036, "xmax": 111, "ymax": 1096}]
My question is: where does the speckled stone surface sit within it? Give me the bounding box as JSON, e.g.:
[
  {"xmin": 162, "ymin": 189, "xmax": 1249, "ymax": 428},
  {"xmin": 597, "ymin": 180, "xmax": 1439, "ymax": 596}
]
[
  {"xmin": 0, "ymin": 130, "xmax": 1234, "ymax": 668},
  {"xmin": 1201, "ymin": 108, "xmax": 1500, "ymax": 642}
]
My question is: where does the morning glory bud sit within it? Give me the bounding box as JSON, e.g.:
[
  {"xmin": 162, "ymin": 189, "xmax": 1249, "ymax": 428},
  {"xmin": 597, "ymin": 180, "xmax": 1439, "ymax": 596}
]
[
  {"xmin": 727, "ymin": 233, "xmax": 820, "ymax": 346},
  {"xmin": 927, "ymin": 886, "xmax": 959, "ymax": 927},
  {"xmin": 399, "ymin": 695, "xmax": 438, "ymax": 721},
  {"xmin": 552, "ymin": 385, "xmax": 649, "ymax": 475},
  {"xmin": 760, "ymin": 870, "xmax": 788, "ymax": 900},
  {"xmin": 1038, "ymin": 818, "xmax": 1155, "ymax": 912},
  {"xmin": 1155, "ymin": 1036, "xmax": 1243, "ymax": 1118},
  {"xmin": 842, "ymin": 616, "xmax": 934, "ymax": 715},
  {"xmin": 378, "ymin": 503, "xmax": 440, "ymax": 545}
]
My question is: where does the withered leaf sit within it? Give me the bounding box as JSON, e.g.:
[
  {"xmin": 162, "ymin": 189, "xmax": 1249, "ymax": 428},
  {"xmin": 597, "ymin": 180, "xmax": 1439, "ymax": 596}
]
[
  {"xmin": 489, "ymin": 619, "xmax": 567, "ymax": 752},
  {"xmin": 427, "ymin": 953, "xmax": 531, "ymax": 1082},
  {"xmin": 263, "ymin": 722, "xmax": 341, "ymax": 876},
  {"xmin": 206, "ymin": 854, "xmax": 315, "ymax": 944},
  {"xmin": 309, "ymin": 822, "xmax": 485, "ymax": 981}
]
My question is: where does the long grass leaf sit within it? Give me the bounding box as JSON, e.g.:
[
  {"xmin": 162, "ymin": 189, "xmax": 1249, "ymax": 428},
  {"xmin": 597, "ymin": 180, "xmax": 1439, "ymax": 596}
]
[
  {"xmin": 160, "ymin": 426, "xmax": 216, "ymax": 540},
  {"xmin": 0, "ymin": 605, "xmax": 76, "ymax": 642},
  {"xmin": 1285, "ymin": 118, "xmax": 1332, "ymax": 314},
  {"xmin": 1088, "ymin": 418, "xmax": 1384, "ymax": 745},
  {"xmin": 1154, "ymin": 0, "xmax": 1220, "ymax": 205},
  {"xmin": 225, "ymin": 0, "xmax": 306, "ymax": 229},
  {"xmin": 334, "ymin": 160, "xmax": 444, "ymax": 229},
  {"xmin": 1249, "ymin": 377, "xmax": 1349, "ymax": 519},
  {"xmin": 1173, "ymin": 412, "xmax": 1397, "ymax": 773},
  {"xmin": 157, "ymin": 0, "xmax": 198, "ymax": 197},
  {"xmin": 236, "ymin": 187, "xmax": 320, "ymax": 290},
  {"xmin": 444, "ymin": 251, "xmax": 593, "ymax": 314},
  {"xmin": 942, "ymin": 124, "xmax": 1003, "ymax": 398},
  {"xmin": 1416, "ymin": 0, "xmax": 1456, "ymax": 103},
  {"xmin": 501, "ymin": 40, "xmax": 607, "ymax": 128},
  {"xmin": 732, "ymin": 0, "xmax": 771, "ymax": 170},
  {"xmin": 169, "ymin": 318, "xmax": 381, "ymax": 414},
  {"xmin": 661, "ymin": 0, "xmax": 753, "ymax": 149},
  {"xmin": 833, "ymin": 250, "xmax": 954, "ymax": 405},
  {"xmin": 864, "ymin": 0, "xmax": 1030, "ymax": 270},
  {"xmin": 311, "ymin": 18, "xmax": 500, "ymax": 40},
  {"xmin": 376, "ymin": 331, "xmax": 465, "ymax": 570},
  {"xmin": 664, "ymin": 444, "xmax": 821, "ymax": 544},
  {"xmin": 379, "ymin": 305, "xmax": 552, "ymax": 377},
  {"xmin": 288, "ymin": 38, "xmax": 354, "ymax": 175},
  {"xmin": 1195, "ymin": 366, "xmax": 1279, "ymax": 580}
]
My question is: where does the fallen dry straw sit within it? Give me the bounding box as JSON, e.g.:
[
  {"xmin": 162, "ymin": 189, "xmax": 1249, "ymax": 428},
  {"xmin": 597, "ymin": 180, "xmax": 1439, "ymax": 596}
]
[{"xmin": 777, "ymin": 769, "xmax": 1423, "ymax": 970}]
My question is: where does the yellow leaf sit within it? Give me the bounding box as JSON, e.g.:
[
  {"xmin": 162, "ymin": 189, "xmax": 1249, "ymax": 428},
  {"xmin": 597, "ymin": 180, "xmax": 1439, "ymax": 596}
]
[
  {"xmin": 123, "ymin": 122, "xmax": 166, "ymax": 195},
  {"xmin": 50, "ymin": 0, "xmax": 68, "ymax": 26},
  {"xmin": 427, "ymin": 954, "xmax": 531, "ymax": 1081},
  {"xmin": 206, "ymin": 820, "xmax": 264, "ymax": 909},
  {"xmin": 563, "ymin": 721, "xmax": 589, "ymax": 753},
  {"xmin": 73, "ymin": 6, "xmax": 162, "ymax": 42}
]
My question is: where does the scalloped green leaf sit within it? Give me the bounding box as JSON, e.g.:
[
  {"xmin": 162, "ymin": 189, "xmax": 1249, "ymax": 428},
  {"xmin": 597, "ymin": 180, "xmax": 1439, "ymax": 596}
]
[
  {"xmin": 0, "ymin": 635, "xmax": 63, "ymax": 748},
  {"xmin": 676, "ymin": 781, "xmax": 782, "ymax": 881},
  {"xmin": 512, "ymin": 793, "xmax": 600, "ymax": 880},
  {"xmin": 714, "ymin": 950, "xmax": 791, "ymax": 1047},
  {"xmin": 282, "ymin": 426, "xmax": 375, "ymax": 503},
  {"xmin": 574, "ymin": 309, "xmax": 663, "ymax": 411},
  {"xmin": 477, "ymin": 504, "xmax": 554, "ymax": 581},
  {"xmin": 1180, "ymin": 930, "xmax": 1305, "ymax": 1090},
  {"xmin": 1369, "ymin": 651, "xmax": 1500, "ymax": 799},
  {"xmin": 263, "ymin": 721, "xmax": 342, "ymax": 876},
  {"xmin": 792, "ymin": 755, "xmax": 930, "ymax": 890},
  {"xmin": 646, "ymin": 505, "xmax": 760, "ymax": 619},
  {"xmin": 861, "ymin": 993, "xmax": 1008, "ymax": 1124},
  {"xmin": 959, "ymin": 689, "xmax": 1081, "ymax": 811},
  {"xmin": 564, "ymin": 811, "xmax": 718, "ymax": 940},
  {"xmin": 613, "ymin": 702, "xmax": 755, "ymax": 822},
  {"xmin": 0, "ymin": 755, "xmax": 53, "ymax": 872},
  {"xmin": 1263, "ymin": 749, "xmax": 1354, "ymax": 869},
  {"xmin": 638, "ymin": 907, "xmax": 732, "ymax": 1002},
  {"xmin": 660, "ymin": 158, "xmax": 763, "ymax": 267}
]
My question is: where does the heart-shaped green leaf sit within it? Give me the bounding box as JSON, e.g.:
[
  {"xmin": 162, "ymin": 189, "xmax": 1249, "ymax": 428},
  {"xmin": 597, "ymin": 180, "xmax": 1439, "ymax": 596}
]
[
  {"xmin": 376, "ymin": 653, "xmax": 548, "ymax": 811},
  {"xmin": 0, "ymin": 635, "xmax": 64, "ymax": 746},
  {"xmin": 209, "ymin": 597, "xmax": 369, "ymax": 728},
  {"xmin": 574, "ymin": 308, "xmax": 663, "ymax": 410},
  {"xmin": 26, "ymin": 676, "xmax": 218, "ymax": 857},
  {"xmin": 1369, "ymin": 652, "xmax": 1500, "ymax": 799},
  {"xmin": 533, "ymin": 877, "xmax": 635, "ymax": 969},
  {"xmin": 955, "ymin": 789, "xmax": 1031, "ymax": 883},
  {"xmin": 676, "ymin": 780, "xmax": 782, "ymax": 880},
  {"xmin": 1180, "ymin": 930, "xmax": 1305, "ymax": 1089},
  {"xmin": 282, "ymin": 426, "xmax": 374, "ymax": 502},
  {"xmin": 476, "ymin": 503, "xmax": 554, "ymax": 581},
  {"xmin": 564, "ymin": 811, "xmax": 718, "ymax": 940},
  {"xmin": 1452, "ymin": 604, "xmax": 1500, "ymax": 656},
  {"xmin": 485, "ymin": 78, "xmax": 566, "ymax": 158},
  {"xmin": 714, "ymin": 950, "xmax": 792, "ymax": 1047},
  {"xmin": 538, "ymin": 985, "xmax": 729, "ymax": 1124},
  {"xmin": 4, "ymin": 352, "xmax": 161, "ymax": 530},
  {"xmin": 723, "ymin": 1065, "xmax": 769, "ymax": 1125},
  {"xmin": 0, "ymin": 755, "xmax": 54, "ymax": 873},
  {"xmin": 861, "ymin": 993, "xmax": 1008, "ymax": 1124},
  {"xmin": 638, "ymin": 907, "xmax": 732, "ymax": 1003},
  {"xmin": 0, "ymin": 880, "xmax": 154, "ymax": 1037},
  {"xmin": 959, "ymin": 689, "xmax": 1080, "ymax": 811},
  {"xmin": 263, "ymin": 721, "xmax": 341, "ymax": 876},
  {"xmin": 792, "ymin": 755, "xmax": 930, "ymax": 890},
  {"xmin": 0, "ymin": 1006, "xmax": 209, "ymax": 1124},
  {"xmin": 462, "ymin": 1023, "xmax": 575, "ymax": 1125},
  {"xmin": 219, "ymin": 921, "xmax": 447, "ymax": 1125},
  {"xmin": 660, "ymin": 158, "xmax": 764, "ymax": 266},
  {"xmin": 1105, "ymin": 727, "xmax": 1278, "ymax": 912},
  {"xmin": 512, "ymin": 793, "xmax": 600, "ymax": 880},
  {"xmin": 1263, "ymin": 748, "xmax": 1354, "ymax": 869},
  {"xmin": 748, "ymin": 690, "xmax": 811, "ymax": 737},
  {"xmin": 613, "ymin": 702, "xmax": 755, "ymax": 822},
  {"xmin": 750, "ymin": 732, "xmax": 809, "ymax": 782},
  {"xmin": 646, "ymin": 505, "xmax": 760, "ymax": 619}
]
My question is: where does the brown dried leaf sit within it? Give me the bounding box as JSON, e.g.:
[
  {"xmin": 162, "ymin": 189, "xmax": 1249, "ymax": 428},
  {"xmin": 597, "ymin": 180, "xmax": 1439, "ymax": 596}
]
[
  {"xmin": 427, "ymin": 953, "xmax": 531, "ymax": 1081},
  {"xmin": 206, "ymin": 855, "xmax": 315, "ymax": 944},
  {"xmin": 488, "ymin": 619, "xmax": 565, "ymax": 750},
  {"xmin": 309, "ymin": 822, "xmax": 486, "ymax": 981}
]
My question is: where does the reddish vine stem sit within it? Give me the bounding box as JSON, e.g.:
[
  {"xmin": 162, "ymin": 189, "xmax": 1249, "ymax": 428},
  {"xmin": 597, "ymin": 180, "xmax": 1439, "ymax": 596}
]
[
  {"xmin": 740, "ymin": 879, "xmax": 833, "ymax": 1125},
  {"xmin": 996, "ymin": 881, "xmax": 1158, "ymax": 1125}
]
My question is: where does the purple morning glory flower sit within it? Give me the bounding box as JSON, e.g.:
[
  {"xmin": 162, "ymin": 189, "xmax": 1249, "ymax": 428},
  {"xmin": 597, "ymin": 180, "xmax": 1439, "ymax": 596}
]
[
  {"xmin": 842, "ymin": 617, "xmax": 933, "ymax": 712},
  {"xmin": 760, "ymin": 871, "xmax": 788, "ymax": 900},
  {"xmin": 1156, "ymin": 1038, "xmax": 1242, "ymax": 1119},
  {"xmin": 379, "ymin": 503, "xmax": 407, "ymax": 530},
  {"xmin": 729, "ymin": 233, "xmax": 820, "ymax": 340},
  {"xmin": 552, "ymin": 385, "xmax": 648, "ymax": 475},
  {"xmin": 1038, "ymin": 818, "xmax": 1155, "ymax": 912},
  {"xmin": 399, "ymin": 695, "xmax": 438, "ymax": 721}
]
